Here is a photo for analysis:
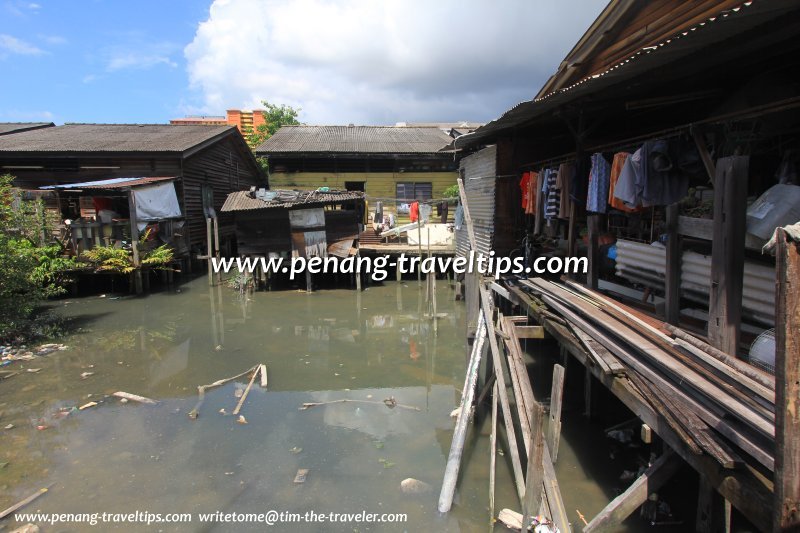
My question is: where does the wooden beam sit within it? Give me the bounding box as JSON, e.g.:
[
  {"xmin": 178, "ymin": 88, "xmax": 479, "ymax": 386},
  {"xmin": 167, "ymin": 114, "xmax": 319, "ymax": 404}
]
[
  {"xmin": 692, "ymin": 129, "xmax": 716, "ymax": 185},
  {"xmin": 707, "ymin": 156, "xmax": 748, "ymax": 356},
  {"xmin": 547, "ymin": 364, "xmax": 566, "ymax": 463},
  {"xmin": 665, "ymin": 202, "xmax": 681, "ymax": 325},
  {"xmin": 489, "ymin": 381, "xmax": 498, "ymax": 530},
  {"xmin": 775, "ymin": 227, "xmax": 800, "ymax": 532},
  {"xmin": 584, "ymin": 449, "xmax": 682, "ymax": 532},
  {"xmin": 696, "ymin": 475, "xmax": 727, "ymax": 533},
  {"xmin": 522, "ymin": 402, "xmax": 545, "ymax": 527},
  {"xmin": 515, "ymin": 325, "xmax": 545, "ymax": 339}
]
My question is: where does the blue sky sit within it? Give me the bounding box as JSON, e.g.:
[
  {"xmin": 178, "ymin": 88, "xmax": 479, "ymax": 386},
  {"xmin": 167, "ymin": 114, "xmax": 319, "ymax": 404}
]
[{"xmin": 0, "ymin": 0, "xmax": 606, "ymax": 125}]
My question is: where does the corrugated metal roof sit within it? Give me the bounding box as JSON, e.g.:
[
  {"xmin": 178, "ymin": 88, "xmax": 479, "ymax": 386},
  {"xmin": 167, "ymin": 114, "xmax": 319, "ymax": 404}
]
[
  {"xmin": 0, "ymin": 122, "xmax": 54, "ymax": 136},
  {"xmin": 0, "ymin": 124, "xmax": 234, "ymax": 153},
  {"xmin": 40, "ymin": 176, "xmax": 177, "ymax": 191},
  {"xmin": 221, "ymin": 189, "xmax": 365, "ymax": 212},
  {"xmin": 256, "ymin": 125, "xmax": 454, "ymax": 155},
  {"xmin": 458, "ymin": 0, "xmax": 798, "ymax": 149}
]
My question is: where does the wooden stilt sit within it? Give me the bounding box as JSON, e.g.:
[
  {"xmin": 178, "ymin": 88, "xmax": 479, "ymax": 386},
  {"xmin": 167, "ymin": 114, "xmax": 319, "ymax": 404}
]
[
  {"xmin": 587, "ymin": 214, "xmax": 600, "ymax": 289},
  {"xmin": 665, "ymin": 203, "xmax": 681, "ymax": 324},
  {"xmin": 489, "ymin": 381, "xmax": 498, "ymax": 531},
  {"xmin": 775, "ymin": 227, "xmax": 800, "ymax": 532},
  {"xmin": 547, "ymin": 364, "xmax": 565, "ymax": 463},
  {"xmin": 521, "ymin": 402, "xmax": 545, "ymax": 528},
  {"xmin": 707, "ymin": 156, "xmax": 748, "ymax": 356},
  {"xmin": 583, "ymin": 449, "xmax": 682, "ymax": 532},
  {"xmin": 584, "ymin": 365, "xmax": 592, "ymax": 418},
  {"xmin": 696, "ymin": 475, "xmax": 726, "ymax": 533},
  {"xmin": 206, "ymin": 218, "xmax": 213, "ymax": 286}
]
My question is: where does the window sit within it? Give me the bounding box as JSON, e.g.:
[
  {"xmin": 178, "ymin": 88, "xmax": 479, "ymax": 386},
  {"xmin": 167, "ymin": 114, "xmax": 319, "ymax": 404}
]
[{"xmin": 396, "ymin": 182, "xmax": 432, "ymax": 214}]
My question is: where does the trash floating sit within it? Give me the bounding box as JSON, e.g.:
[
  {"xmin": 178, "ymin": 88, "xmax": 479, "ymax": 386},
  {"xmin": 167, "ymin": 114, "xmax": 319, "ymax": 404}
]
[
  {"xmin": 290, "ymin": 447, "xmax": 302, "ymax": 454},
  {"xmin": 79, "ymin": 402, "xmax": 98, "ymax": 410},
  {"xmin": 400, "ymin": 478, "xmax": 432, "ymax": 494},
  {"xmin": 299, "ymin": 398, "xmax": 420, "ymax": 412},
  {"xmin": 113, "ymin": 392, "xmax": 158, "ymax": 405},
  {"xmin": 293, "ymin": 468, "xmax": 309, "ymax": 484},
  {"xmin": 237, "ymin": 415, "xmax": 248, "ymax": 424}
]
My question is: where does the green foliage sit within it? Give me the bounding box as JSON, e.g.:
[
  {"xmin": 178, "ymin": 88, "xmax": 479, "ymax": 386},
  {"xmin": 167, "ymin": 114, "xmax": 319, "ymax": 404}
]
[
  {"xmin": 82, "ymin": 242, "xmax": 174, "ymax": 274},
  {"xmin": 0, "ymin": 174, "xmax": 76, "ymax": 340},
  {"xmin": 246, "ymin": 101, "xmax": 302, "ymax": 151},
  {"xmin": 442, "ymin": 184, "xmax": 460, "ymax": 198}
]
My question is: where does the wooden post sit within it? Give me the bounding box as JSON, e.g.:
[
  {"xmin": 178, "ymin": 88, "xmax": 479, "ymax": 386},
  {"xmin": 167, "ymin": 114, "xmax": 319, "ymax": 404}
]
[
  {"xmin": 127, "ymin": 192, "xmax": 143, "ymax": 295},
  {"xmin": 489, "ymin": 380, "xmax": 498, "ymax": 531},
  {"xmin": 665, "ymin": 202, "xmax": 681, "ymax": 325},
  {"xmin": 438, "ymin": 311, "xmax": 488, "ymax": 512},
  {"xmin": 693, "ymin": 129, "xmax": 716, "ymax": 185},
  {"xmin": 707, "ymin": 156, "xmax": 748, "ymax": 356},
  {"xmin": 584, "ymin": 365, "xmax": 593, "ymax": 418},
  {"xmin": 206, "ymin": 218, "xmax": 214, "ymax": 286},
  {"xmin": 567, "ymin": 201, "xmax": 577, "ymax": 268},
  {"xmin": 775, "ymin": 227, "xmax": 800, "ymax": 532},
  {"xmin": 521, "ymin": 402, "xmax": 545, "ymax": 527},
  {"xmin": 305, "ymin": 270, "xmax": 313, "ymax": 293},
  {"xmin": 696, "ymin": 475, "xmax": 726, "ymax": 533},
  {"xmin": 584, "ymin": 449, "xmax": 681, "ymax": 532},
  {"xmin": 547, "ymin": 364, "xmax": 566, "ymax": 463},
  {"xmin": 213, "ymin": 217, "xmax": 221, "ymax": 285},
  {"xmin": 587, "ymin": 214, "xmax": 599, "ymax": 289}
]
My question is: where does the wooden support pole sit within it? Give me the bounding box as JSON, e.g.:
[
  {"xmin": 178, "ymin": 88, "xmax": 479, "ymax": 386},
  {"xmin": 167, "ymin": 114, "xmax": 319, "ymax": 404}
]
[
  {"xmin": 567, "ymin": 201, "xmax": 577, "ymax": 270},
  {"xmin": 707, "ymin": 156, "xmax": 748, "ymax": 356},
  {"xmin": 522, "ymin": 402, "xmax": 546, "ymax": 527},
  {"xmin": 489, "ymin": 381, "xmax": 498, "ymax": 532},
  {"xmin": 213, "ymin": 216, "xmax": 221, "ymax": 285},
  {"xmin": 665, "ymin": 202, "xmax": 681, "ymax": 325},
  {"xmin": 438, "ymin": 311, "xmax": 488, "ymax": 513},
  {"xmin": 547, "ymin": 364, "xmax": 565, "ymax": 464},
  {"xmin": 775, "ymin": 227, "xmax": 800, "ymax": 532},
  {"xmin": 127, "ymin": 192, "xmax": 143, "ymax": 295},
  {"xmin": 587, "ymin": 214, "xmax": 600, "ymax": 289},
  {"xmin": 584, "ymin": 365, "xmax": 592, "ymax": 418},
  {"xmin": 696, "ymin": 475, "xmax": 726, "ymax": 533},
  {"xmin": 206, "ymin": 218, "xmax": 214, "ymax": 286},
  {"xmin": 693, "ymin": 128, "xmax": 716, "ymax": 185},
  {"xmin": 584, "ymin": 449, "xmax": 681, "ymax": 532}
]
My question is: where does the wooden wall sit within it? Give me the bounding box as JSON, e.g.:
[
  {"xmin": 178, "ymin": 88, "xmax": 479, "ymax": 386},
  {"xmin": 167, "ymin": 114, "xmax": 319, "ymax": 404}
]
[{"xmin": 182, "ymin": 136, "xmax": 264, "ymax": 250}]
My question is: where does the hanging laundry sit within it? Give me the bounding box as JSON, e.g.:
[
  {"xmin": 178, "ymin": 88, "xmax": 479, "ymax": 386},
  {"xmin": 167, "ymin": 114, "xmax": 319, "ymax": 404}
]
[
  {"xmin": 374, "ymin": 201, "xmax": 383, "ymax": 223},
  {"xmin": 526, "ymin": 171, "xmax": 539, "ymax": 215},
  {"xmin": 607, "ymin": 152, "xmax": 637, "ymax": 212},
  {"xmin": 409, "ymin": 201, "xmax": 420, "ymax": 222},
  {"xmin": 556, "ymin": 162, "xmax": 574, "ymax": 219},
  {"xmin": 614, "ymin": 148, "xmax": 645, "ymax": 208},
  {"xmin": 586, "ymin": 153, "xmax": 611, "ymax": 213},
  {"xmin": 542, "ymin": 168, "xmax": 560, "ymax": 220},
  {"xmin": 520, "ymin": 171, "xmax": 531, "ymax": 210},
  {"xmin": 454, "ymin": 204, "xmax": 464, "ymax": 230}
]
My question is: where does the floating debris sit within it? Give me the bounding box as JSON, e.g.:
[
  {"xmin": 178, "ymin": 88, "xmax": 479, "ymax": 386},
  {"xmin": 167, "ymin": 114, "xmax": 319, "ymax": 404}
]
[
  {"xmin": 236, "ymin": 415, "xmax": 248, "ymax": 424},
  {"xmin": 78, "ymin": 402, "xmax": 98, "ymax": 410},
  {"xmin": 80, "ymin": 372, "xmax": 94, "ymax": 379},
  {"xmin": 293, "ymin": 468, "xmax": 308, "ymax": 484},
  {"xmin": 400, "ymin": 478, "xmax": 431, "ymax": 494},
  {"xmin": 26, "ymin": 368, "xmax": 41, "ymax": 373},
  {"xmin": 290, "ymin": 447, "xmax": 302, "ymax": 454}
]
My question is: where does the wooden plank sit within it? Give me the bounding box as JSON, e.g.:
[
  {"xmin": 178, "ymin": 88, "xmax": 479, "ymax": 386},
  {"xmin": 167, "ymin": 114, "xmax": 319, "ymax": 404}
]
[
  {"xmin": 232, "ymin": 366, "xmax": 259, "ymax": 416},
  {"xmin": 583, "ymin": 449, "xmax": 682, "ymax": 532},
  {"xmin": 480, "ymin": 284, "xmax": 526, "ymax": 502},
  {"xmin": 489, "ymin": 381, "xmax": 498, "ymax": 531},
  {"xmin": 538, "ymin": 288, "xmax": 775, "ymax": 470},
  {"xmin": 515, "ymin": 325, "xmax": 545, "ymax": 339},
  {"xmin": 519, "ymin": 295, "xmax": 773, "ymax": 527},
  {"xmin": 692, "ymin": 129, "xmax": 716, "ymax": 185},
  {"xmin": 438, "ymin": 310, "xmax": 488, "ymax": 513},
  {"xmin": 775, "ymin": 228, "xmax": 800, "ymax": 532},
  {"xmin": 571, "ymin": 325, "xmax": 624, "ymax": 376},
  {"xmin": 522, "ymin": 402, "xmax": 545, "ymax": 527},
  {"xmin": 547, "ymin": 364, "xmax": 565, "ymax": 463},
  {"xmin": 708, "ymin": 156, "xmax": 748, "ymax": 356},
  {"xmin": 665, "ymin": 202, "xmax": 681, "ymax": 325}
]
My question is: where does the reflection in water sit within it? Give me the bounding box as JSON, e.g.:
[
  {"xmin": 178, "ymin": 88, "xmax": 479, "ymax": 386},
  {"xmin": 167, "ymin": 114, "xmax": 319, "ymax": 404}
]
[{"xmin": 0, "ymin": 277, "xmax": 660, "ymax": 532}]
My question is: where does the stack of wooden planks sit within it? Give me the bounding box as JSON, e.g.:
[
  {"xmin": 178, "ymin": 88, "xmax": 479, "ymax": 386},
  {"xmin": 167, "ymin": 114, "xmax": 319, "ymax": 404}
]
[{"xmin": 518, "ymin": 277, "xmax": 775, "ymax": 473}]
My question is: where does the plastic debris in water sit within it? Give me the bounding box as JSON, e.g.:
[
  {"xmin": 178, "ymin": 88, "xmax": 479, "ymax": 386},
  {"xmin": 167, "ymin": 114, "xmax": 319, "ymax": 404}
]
[
  {"xmin": 290, "ymin": 447, "xmax": 302, "ymax": 454},
  {"xmin": 237, "ymin": 415, "xmax": 247, "ymax": 424}
]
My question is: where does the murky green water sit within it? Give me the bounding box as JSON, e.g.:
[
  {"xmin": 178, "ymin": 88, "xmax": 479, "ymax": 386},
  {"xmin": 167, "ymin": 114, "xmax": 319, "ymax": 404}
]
[{"xmin": 0, "ymin": 277, "xmax": 681, "ymax": 532}]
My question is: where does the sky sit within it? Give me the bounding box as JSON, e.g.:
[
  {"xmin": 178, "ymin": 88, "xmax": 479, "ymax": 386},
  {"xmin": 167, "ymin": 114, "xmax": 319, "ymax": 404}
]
[{"xmin": 0, "ymin": 0, "xmax": 607, "ymax": 126}]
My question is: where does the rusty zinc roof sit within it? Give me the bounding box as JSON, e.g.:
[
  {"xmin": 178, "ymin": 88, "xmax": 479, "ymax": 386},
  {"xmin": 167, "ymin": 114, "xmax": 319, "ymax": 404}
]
[{"xmin": 222, "ymin": 189, "xmax": 365, "ymax": 212}]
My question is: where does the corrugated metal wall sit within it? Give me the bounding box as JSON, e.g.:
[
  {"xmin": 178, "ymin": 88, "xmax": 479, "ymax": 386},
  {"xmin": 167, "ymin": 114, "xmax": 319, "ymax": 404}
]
[
  {"xmin": 614, "ymin": 239, "xmax": 775, "ymax": 326},
  {"xmin": 456, "ymin": 145, "xmax": 496, "ymax": 259}
]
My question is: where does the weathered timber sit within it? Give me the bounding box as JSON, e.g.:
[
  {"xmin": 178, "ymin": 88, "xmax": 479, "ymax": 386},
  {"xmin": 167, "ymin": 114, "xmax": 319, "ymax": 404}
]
[
  {"xmin": 547, "ymin": 364, "xmax": 566, "ymax": 463},
  {"xmin": 707, "ymin": 156, "xmax": 748, "ymax": 356},
  {"xmin": 438, "ymin": 311, "xmax": 488, "ymax": 512},
  {"xmin": 665, "ymin": 202, "xmax": 681, "ymax": 324},
  {"xmin": 774, "ymin": 228, "xmax": 800, "ymax": 532},
  {"xmin": 522, "ymin": 402, "xmax": 546, "ymax": 527},
  {"xmin": 583, "ymin": 449, "xmax": 682, "ymax": 532},
  {"xmin": 232, "ymin": 366, "xmax": 260, "ymax": 416},
  {"xmin": 489, "ymin": 381, "xmax": 498, "ymax": 532}
]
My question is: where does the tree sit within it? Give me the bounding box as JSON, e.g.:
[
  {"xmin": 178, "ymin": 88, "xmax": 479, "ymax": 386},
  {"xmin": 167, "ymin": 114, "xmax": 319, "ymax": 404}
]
[
  {"xmin": 243, "ymin": 102, "xmax": 301, "ymax": 173},
  {"xmin": 0, "ymin": 174, "xmax": 75, "ymax": 340}
]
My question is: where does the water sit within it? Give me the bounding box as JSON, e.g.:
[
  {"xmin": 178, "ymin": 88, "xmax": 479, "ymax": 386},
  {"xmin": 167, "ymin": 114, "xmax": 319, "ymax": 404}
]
[{"xmin": 0, "ymin": 277, "xmax": 679, "ymax": 532}]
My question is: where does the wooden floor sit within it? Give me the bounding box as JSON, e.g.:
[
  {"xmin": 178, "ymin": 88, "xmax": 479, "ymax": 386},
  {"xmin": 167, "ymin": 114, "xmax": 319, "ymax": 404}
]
[{"xmin": 359, "ymin": 243, "xmax": 455, "ymax": 255}]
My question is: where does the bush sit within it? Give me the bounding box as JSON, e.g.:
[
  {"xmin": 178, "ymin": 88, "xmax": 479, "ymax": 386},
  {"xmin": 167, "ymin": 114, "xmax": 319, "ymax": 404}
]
[
  {"xmin": 0, "ymin": 174, "xmax": 76, "ymax": 340},
  {"xmin": 442, "ymin": 184, "xmax": 460, "ymax": 198}
]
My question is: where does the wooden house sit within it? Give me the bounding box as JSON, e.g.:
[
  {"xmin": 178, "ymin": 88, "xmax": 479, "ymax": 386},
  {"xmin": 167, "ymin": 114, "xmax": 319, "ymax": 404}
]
[{"xmin": 0, "ymin": 123, "xmax": 264, "ymax": 260}]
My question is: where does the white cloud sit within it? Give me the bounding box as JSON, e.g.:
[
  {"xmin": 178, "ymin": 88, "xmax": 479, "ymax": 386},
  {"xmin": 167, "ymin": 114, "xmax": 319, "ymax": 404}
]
[
  {"xmin": 0, "ymin": 33, "xmax": 44, "ymax": 57},
  {"xmin": 184, "ymin": 0, "xmax": 606, "ymax": 124},
  {"xmin": 107, "ymin": 52, "xmax": 177, "ymax": 72}
]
